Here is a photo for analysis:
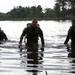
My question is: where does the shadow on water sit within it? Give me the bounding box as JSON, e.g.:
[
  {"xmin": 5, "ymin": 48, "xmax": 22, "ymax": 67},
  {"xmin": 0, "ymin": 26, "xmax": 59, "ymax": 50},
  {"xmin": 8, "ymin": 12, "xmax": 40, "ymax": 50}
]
[
  {"xmin": 66, "ymin": 44, "xmax": 75, "ymax": 73},
  {"xmin": 20, "ymin": 48, "xmax": 44, "ymax": 75}
]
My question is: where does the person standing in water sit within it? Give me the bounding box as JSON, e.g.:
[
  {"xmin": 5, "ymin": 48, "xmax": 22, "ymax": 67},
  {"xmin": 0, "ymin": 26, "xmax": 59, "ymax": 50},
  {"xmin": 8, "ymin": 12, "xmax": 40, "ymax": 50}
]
[
  {"xmin": 18, "ymin": 18, "xmax": 45, "ymax": 51},
  {"xmin": 0, "ymin": 27, "xmax": 8, "ymax": 43},
  {"xmin": 64, "ymin": 19, "xmax": 75, "ymax": 52}
]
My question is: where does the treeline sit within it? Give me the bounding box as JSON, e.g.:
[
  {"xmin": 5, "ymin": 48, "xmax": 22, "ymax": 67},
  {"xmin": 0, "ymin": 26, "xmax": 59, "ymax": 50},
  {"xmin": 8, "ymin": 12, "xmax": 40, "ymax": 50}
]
[
  {"xmin": 54, "ymin": 0, "xmax": 75, "ymax": 19},
  {"xmin": 0, "ymin": 5, "xmax": 57, "ymax": 20},
  {"xmin": 0, "ymin": 0, "xmax": 75, "ymax": 20}
]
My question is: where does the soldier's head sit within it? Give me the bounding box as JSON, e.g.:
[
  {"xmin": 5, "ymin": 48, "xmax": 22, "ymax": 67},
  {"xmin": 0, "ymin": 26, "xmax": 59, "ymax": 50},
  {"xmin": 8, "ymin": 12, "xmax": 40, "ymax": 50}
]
[
  {"xmin": 72, "ymin": 19, "xmax": 75, "ymax": 27},
  {"xmin": 32, "ymin": 18, "xmax": 38, "ymax": 27},
  {"xmin": 0, "ymin": 27, "xmax": 1, "ymax": 30}
]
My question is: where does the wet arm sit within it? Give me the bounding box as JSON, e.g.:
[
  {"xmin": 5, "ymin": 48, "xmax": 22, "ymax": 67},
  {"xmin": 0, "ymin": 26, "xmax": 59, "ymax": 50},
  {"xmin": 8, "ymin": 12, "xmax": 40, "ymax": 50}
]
[
  {"xmin": 2, "ymin": 31, "xmax": 8, "ymax": 41},
  {"xmin": 4, "ymin": 35, "xmax": 8, "ymax": 40},
  {"xmin": 19, "ymin": 28, "xmax": 27, "ymax": 43},
  {"xmin": 39, "ymin": 29, "xmax": 45, "ymax": 47},
  {"xmin": 64, "ymin": 28, "xmax": 71, "ymax": 44}
]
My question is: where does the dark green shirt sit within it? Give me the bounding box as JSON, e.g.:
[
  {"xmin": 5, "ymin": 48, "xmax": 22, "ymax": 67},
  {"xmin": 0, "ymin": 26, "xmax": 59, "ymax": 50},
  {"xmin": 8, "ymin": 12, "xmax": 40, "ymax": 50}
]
[{"xmin": 20, "ymin": 25, "xmax": 44, "ymax": 48}]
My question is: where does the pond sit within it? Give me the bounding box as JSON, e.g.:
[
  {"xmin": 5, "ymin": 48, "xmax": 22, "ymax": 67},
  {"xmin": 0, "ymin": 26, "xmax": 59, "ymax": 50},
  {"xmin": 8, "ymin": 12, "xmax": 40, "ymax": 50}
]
[{"xmin": 0, "ymin": 20, "xmax": 74, "ymax": 75}]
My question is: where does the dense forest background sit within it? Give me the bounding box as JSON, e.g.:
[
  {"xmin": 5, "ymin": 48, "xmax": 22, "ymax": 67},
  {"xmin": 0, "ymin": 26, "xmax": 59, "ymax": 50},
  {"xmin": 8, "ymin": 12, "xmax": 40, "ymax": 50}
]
[{"xmin": 0, "ymin": 0, "xmax": 75, "ymax": 20}]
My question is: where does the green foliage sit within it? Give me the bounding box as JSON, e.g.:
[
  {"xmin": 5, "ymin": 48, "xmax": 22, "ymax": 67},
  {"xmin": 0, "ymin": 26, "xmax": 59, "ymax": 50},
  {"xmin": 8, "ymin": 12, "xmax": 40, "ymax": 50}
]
[
  {"xmin": 44, "ymin": 8, "xmax": 56, "ymax": 18},
  {"xmin": 54, "ymin": 0, "xmax": 75, "ymax": 18},
  {"xmin": 6, "ymin": 5, "xmax": 43, "ymax": 19},
  {"xmin": 0, "ymin": 1, "xmax": 75, "ymax": 20}
]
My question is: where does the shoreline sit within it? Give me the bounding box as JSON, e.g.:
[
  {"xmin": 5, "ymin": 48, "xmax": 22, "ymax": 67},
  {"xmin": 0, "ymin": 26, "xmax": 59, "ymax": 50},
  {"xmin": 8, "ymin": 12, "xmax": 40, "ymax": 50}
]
[{"xmin": 0, "ymin": 18, "xmax": 73, "ymax": 21}]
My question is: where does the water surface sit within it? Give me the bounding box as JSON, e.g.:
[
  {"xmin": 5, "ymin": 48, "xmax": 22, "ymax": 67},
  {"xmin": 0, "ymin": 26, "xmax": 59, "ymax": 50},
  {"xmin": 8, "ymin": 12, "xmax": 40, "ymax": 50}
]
[{"xmin": 0, "ymin": 20, "xmax": 75, "ymax": 75}]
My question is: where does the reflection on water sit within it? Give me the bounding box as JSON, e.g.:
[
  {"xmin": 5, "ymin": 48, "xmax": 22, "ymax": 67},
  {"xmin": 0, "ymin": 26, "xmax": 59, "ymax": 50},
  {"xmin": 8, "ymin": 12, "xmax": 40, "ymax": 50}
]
[
  {"xmin": 20, "ymin": 48, "xmax": 44, "ymax": 75},
  {"xmin": 66, "ymin": 44, "xmax": 75, "ymax": 73}
]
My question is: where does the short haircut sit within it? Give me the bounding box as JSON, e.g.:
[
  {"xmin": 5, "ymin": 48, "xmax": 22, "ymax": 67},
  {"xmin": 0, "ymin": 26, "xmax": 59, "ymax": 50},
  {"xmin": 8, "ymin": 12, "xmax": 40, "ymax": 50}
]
[
  {"xmin": 72, "ymin": 19, "xmax": 75, "ymax": 22},
  {"xmin": 32, "ymin": 18, "xmax": 38, "ymax": 24}
]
